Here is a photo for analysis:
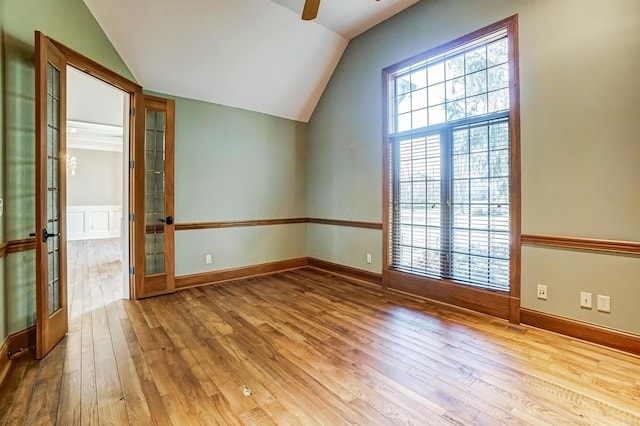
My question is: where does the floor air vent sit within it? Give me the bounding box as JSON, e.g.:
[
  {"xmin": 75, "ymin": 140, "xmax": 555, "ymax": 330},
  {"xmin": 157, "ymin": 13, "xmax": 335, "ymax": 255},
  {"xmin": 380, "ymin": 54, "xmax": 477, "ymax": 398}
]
[{"xmin": 490, "ymin": 321, "xmax": 528, "ymax": 334}]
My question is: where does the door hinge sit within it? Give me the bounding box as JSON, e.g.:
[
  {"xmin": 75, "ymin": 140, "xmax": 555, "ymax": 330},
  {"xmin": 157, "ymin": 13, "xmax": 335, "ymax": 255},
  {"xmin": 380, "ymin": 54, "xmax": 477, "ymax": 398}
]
[
  {"xmin": 130, "ymin": 107, "xmax": 135, "ymax": 116},
  {"xmin": 129, "ymin": 213, "xmax": 134, "ymax": 222},
  {"xmin": 129, "ymin": 266, "xmax": 135, "ymax": 275},
  {"xmin": 129, "ymin": 160, "xmax": 135, "ymax": 169}
]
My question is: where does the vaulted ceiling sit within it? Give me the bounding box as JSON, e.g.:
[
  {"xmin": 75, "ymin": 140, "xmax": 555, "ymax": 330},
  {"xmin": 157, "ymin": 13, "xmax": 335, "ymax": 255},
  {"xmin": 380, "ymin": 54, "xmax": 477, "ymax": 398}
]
[{"xmin": 82, "ymin": 0, "xmax": 420, "ymax": 122}]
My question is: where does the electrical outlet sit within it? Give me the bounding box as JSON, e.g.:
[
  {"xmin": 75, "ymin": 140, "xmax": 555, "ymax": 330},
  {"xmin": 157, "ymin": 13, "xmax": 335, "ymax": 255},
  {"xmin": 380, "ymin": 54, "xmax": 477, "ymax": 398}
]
[
  {"xmin": 580, "ymin": 292, "xmax": 592, "ymax": 309},
  {"xmin": 205, "ymin": 254, "xmax": 212, "ymax": 264},
  {"xmin": 537, "ymin": 284, "xmax": 547, "ymax": 300},
  {"xmin": 597, "ymin": 295, "xmax": 611, "ymax": 313},
  {"xmin": 366, "ymin": 253, "xmax": 372, "ymax": 264}
]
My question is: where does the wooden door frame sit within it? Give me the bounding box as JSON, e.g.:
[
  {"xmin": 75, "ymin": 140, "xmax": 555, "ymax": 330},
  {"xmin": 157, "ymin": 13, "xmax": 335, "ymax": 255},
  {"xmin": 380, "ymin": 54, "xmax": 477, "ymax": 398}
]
[{"xmin": 41, "ymin": 35, "xmax": 143, "ymax": 301}]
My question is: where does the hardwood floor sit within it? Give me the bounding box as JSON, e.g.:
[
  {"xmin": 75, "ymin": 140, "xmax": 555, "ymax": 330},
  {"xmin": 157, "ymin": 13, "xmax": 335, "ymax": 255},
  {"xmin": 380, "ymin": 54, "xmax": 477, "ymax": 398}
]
[{"xmin": 1, "ymin": 239, "xmax": 640, "ymax": 425}]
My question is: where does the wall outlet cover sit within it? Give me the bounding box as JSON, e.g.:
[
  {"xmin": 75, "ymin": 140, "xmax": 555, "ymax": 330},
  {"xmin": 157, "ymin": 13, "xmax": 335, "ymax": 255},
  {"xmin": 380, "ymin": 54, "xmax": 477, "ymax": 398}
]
[
  {"xmin": 580, "ymin": 292, "xmax": 592, "ymax": 309},
  {"xmin": 537, "ymin": 284, "xmax": 547, "ymax": 300},
  {"xmin": 597, "ymin": 295, "xmax": 611, "ymax": 313}
]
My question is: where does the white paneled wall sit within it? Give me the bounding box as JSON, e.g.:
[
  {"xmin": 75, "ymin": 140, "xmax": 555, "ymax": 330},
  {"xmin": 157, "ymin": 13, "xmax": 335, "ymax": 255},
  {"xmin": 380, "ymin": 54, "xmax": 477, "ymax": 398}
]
[{"xmin": 67, "ymin": 205, "xmax": 122, "ymax": 240}]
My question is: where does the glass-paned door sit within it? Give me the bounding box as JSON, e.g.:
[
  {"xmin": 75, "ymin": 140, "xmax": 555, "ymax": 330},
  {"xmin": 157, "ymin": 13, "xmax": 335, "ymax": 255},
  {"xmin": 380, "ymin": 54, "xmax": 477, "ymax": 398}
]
[
  {"xmin": 35, "ymin": 32, "xmax": 68, "ymax": 359},
  {"xmin": 134, "ymin": 95, "xmax": 175, "ymax": 297},
  {"xmin": 145, "ymin": 109, "xmax": 166, "ymax": 275}
]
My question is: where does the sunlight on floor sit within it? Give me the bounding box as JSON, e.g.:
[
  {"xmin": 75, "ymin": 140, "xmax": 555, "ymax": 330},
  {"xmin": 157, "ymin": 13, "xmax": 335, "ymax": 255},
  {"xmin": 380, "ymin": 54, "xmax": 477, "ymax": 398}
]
[{"xmin": 68, "ymin": 238, "xmax": 123, "ymax": 315}]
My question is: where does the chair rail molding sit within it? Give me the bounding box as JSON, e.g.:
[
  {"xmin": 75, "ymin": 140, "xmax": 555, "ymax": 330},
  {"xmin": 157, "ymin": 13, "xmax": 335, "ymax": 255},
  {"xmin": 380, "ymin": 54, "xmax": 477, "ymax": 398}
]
[{"xmin": 521, "ymin": 234, "xmax": 640, "ymax": 256}]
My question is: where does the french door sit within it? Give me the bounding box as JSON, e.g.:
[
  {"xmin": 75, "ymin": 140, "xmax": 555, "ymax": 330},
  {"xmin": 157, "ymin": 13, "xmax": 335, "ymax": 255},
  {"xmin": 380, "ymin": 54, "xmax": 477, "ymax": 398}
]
[
  {"xmin": 35, "ymin": 33, "xmax": 68, "ymax": 358},
  {"xmin": 34, "ymin": 32, "xmax": 176, "ymax": 358},
  {"xmin": 132, "ymin": 95, "xmax": 176, "ymax": 298}
]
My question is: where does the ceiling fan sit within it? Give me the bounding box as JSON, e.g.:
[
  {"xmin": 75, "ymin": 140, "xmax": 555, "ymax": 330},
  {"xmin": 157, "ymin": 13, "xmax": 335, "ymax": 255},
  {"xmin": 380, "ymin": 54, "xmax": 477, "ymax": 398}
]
[
  {"xmin": 301, "ymin": 0, "xmax": 321, "ymax": 20},
  {"xmin": 302, "ymin": 0, "xmax": 380, "ymax": 21}
]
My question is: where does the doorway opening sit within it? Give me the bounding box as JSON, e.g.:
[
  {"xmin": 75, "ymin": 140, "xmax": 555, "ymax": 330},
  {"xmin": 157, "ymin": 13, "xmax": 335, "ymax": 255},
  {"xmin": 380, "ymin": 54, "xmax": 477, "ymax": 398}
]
[{"xmin": 65, "ymin": 65, "xmax": 130, "ymax": 302}]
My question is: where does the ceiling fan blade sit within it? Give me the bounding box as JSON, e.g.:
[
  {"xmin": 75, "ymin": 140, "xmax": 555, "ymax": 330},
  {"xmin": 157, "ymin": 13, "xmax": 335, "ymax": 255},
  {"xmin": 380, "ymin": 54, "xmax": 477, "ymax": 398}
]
[{"xmin": 302, "ymin": 0, "xmax": 320, "ymax": 20}]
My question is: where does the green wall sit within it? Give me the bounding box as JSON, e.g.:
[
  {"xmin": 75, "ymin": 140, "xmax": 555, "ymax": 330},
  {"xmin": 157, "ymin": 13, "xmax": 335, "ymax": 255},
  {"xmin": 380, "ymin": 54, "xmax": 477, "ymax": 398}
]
[
  {"xmin": 4, "ymin": 36, "xmax": 35, "ymax": 335},
  {"xmin": 307, "ymin": 0, "xmax": 640, "ymax": 335},
  {"xmin": 0, "ymin": 0, "xmax": 309, "ymax": 335},
  {"xmin": 4, "ymin": 0, "xmax": 133, "ymax": 81},
  {"xmin": 167, "ymin": 95, "xmax": 308, "ymax": 275},
  {"xmin": 0, "ymin": 0, "xmax": 4, "ymax": 245},
  {"xmin": 1, "ymin": 0, "xmax": 637, "ymax": 343},
  {"xmin": 0, "ymin": 0, "xmax": 6, "ymax": 343},
  {"xmin": 1, "ymin": 0, "xmax": 133, "ymax": 334}
]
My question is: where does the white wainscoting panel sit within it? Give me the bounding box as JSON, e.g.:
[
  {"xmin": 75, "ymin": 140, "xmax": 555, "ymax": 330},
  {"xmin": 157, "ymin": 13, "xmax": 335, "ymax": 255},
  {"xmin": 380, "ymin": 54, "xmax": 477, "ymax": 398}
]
[{"xmin": 67, "ymin": 205, "xmax": 122, "ymax": 240}]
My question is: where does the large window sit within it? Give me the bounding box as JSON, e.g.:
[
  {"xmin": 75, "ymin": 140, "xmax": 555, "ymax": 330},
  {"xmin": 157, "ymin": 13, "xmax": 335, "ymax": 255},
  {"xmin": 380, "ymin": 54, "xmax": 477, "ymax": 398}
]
[{"xmin": 383, "ymin": 18, "xmax": 519, "ymax": 300}]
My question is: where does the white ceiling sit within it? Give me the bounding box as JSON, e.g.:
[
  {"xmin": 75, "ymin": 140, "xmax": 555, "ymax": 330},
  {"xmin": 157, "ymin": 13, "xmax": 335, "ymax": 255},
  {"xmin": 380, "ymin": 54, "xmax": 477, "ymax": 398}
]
[
  {"xmin": 270, "ymin": 0, "xmax": 421, "ymax": 39},
  {"xmin": 82, "ymin": 0, "xmax": 420, "ymax": 122},
  {"xmin": 67, "ymin": 66, "xmax": 125, "ymax": 127},
  {"xmin": 67, "ymin": 66, "xmax": 125, "ymax": 152}
]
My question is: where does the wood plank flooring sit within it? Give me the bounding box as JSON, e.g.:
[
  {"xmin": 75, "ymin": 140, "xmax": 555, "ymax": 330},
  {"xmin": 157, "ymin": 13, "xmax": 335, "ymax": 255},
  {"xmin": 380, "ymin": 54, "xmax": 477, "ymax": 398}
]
[{"xmin": 1, "ymin": 238, "xmax": 640, "ymax": 425}]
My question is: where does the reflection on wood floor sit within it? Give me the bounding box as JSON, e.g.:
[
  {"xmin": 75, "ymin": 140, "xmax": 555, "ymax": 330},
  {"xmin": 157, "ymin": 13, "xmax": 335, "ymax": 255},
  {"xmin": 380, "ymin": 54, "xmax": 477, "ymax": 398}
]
[{"xmin": 1, "ymin": 238, "xmax": 640, "ymax": 425}]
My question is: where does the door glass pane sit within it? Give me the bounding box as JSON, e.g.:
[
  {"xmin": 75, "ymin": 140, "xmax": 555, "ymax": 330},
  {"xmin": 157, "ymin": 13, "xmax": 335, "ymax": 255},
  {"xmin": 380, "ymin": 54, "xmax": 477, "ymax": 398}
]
[
  {"xmin": 144, "ymin": 109, "xmax": 166, "ymax": 275},
  {"xmin": 47, "ymin": 63, "xmax": 62, "ymax": 315}
]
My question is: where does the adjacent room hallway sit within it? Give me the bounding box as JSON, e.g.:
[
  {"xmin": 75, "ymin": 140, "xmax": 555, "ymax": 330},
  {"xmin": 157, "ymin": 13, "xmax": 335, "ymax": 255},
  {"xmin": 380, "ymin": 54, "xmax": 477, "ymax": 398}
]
[{"xmin": 1, "ymin": 239, "xmax": 639, "ymax": 424}]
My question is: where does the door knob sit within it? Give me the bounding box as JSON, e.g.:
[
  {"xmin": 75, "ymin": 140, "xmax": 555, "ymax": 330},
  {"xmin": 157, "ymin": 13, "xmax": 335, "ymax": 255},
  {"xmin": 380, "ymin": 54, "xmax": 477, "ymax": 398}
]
[
  {"xmin": 41, "ymin": 228, "xmax": 60, "ymax": 242},
  {"xmin": 159, "ymin": 216, "xmax": 174, "ymax": 225}
]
